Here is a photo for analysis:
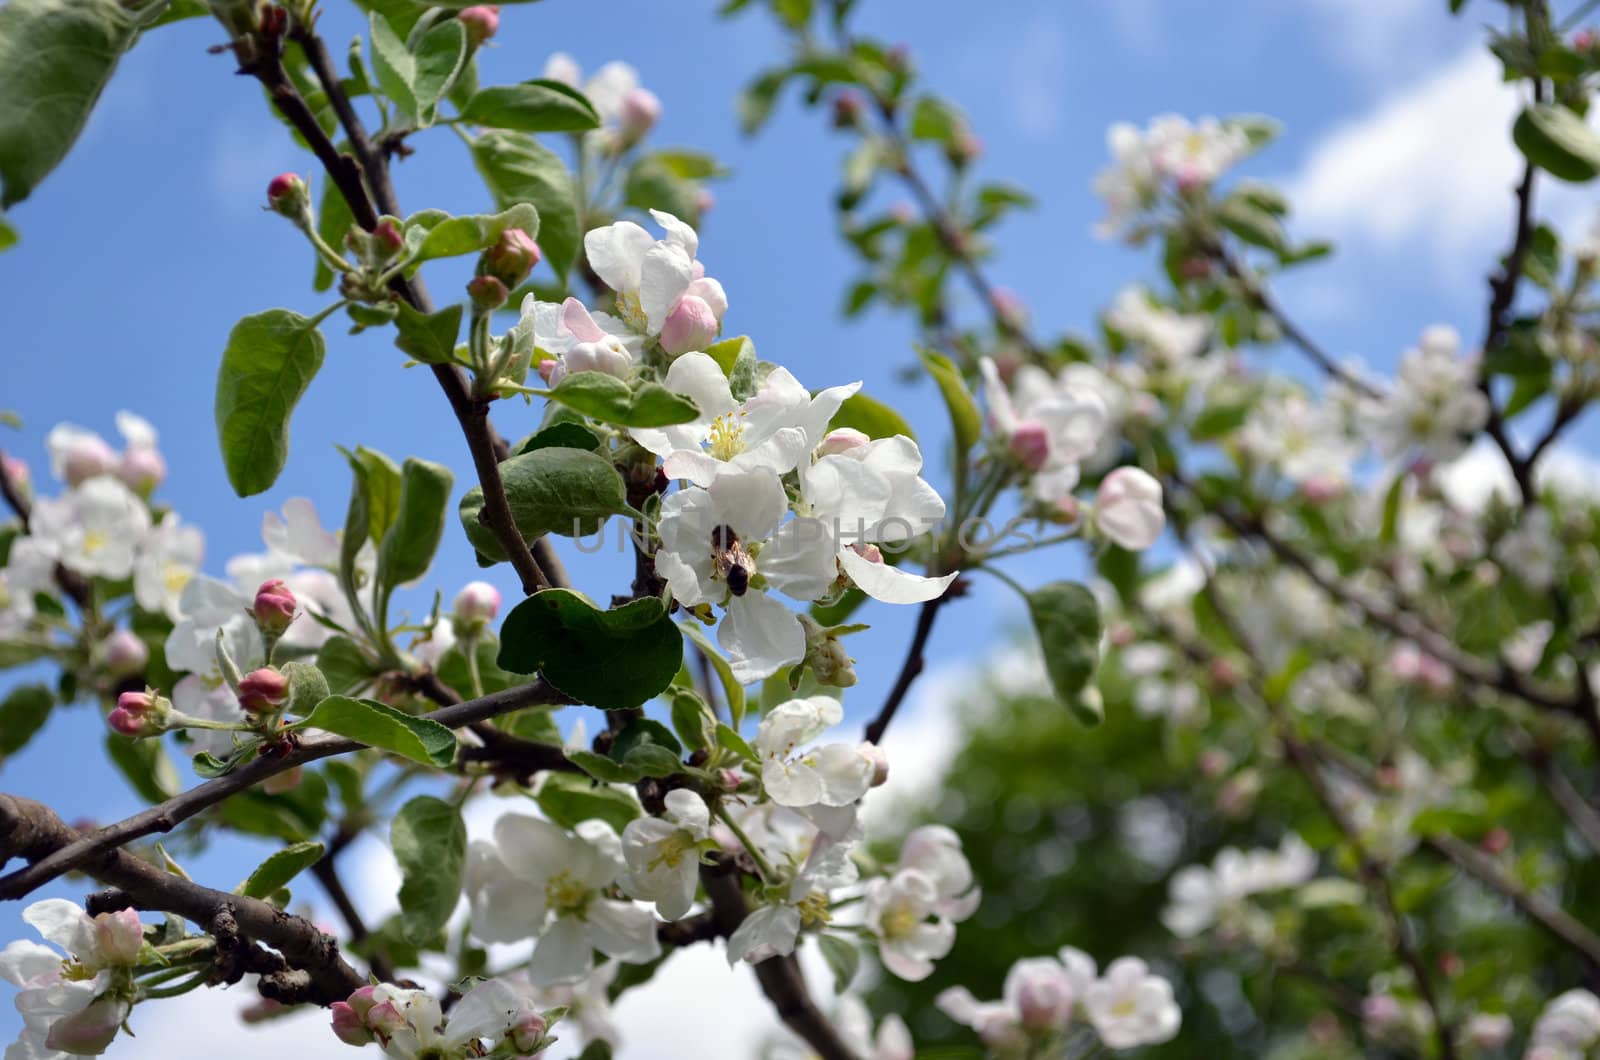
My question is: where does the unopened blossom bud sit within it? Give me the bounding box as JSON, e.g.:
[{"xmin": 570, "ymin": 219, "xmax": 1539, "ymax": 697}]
[
  {"xmin": 1197, "ymin": 747, "xmax": 1232, "ymax": 779},
  {"xmin": 46, "ymin": 996, "xmax": 129, "ymax": 1055},
  {"xmin": 344, "ymin": 986, "xmax": 380, "ymax": 1022},
  {"xmin": 1480, "ymin": 826, "xmax": 1511, "ymax": 855},
  {"xmin": 618, "ymin": 87, "xmax": 662, "ymax": 144},
  {"xmin": 946, "ymin": 126, "xmax": 983, "ymax": 169},
  {"xmin": 1007, "ymin": 421, "xmax": 1051, "ymax": 472},
  {"xmin": 1, "ymin": 455, "xmax": 29, "ymax": 494},
  {"xmin": 1208, "ymin": 657, "xmax": 1241, "ymax": 688},
  {"xmin": 60, "ymin": 434, "xmax": 116, "ymax": 486},
  {"xmin": 659, "ymin": 295, "xmax": 720, "ymax": 356},
  {"xmin": 266, "ymin": 172, "xmax": 311, "ymax": 224},
  {"xmin": 108, "ymin": 690, "xmax": 169, "ymax": 738},
  {"xmin": 1375, "ymin": 764, "xmax": 1402, "ymax": 791},
  {"xmin": 1466, "ymin": 1013, "xmax": 1513, "ymax": 1049},
  {"xmin": 481, "ymin": 228, "xmax": 541, "ymax": 288},
  {"xmin": 467, "ymin": 274, "xmax": 508, "ymax": 311},
  {"xmin": 685, "ymin": 276, "xmax": 728, "ymax": 321},
  {"xmin": 696, "ymin": 187, "xmax": 716, "ymax": 215},
  {"xmin": 990, "ymin": 287, "xmax": 1027, "ymax": 330},
  {"xmin": 1094, "ymin": 467, "xmax": 1165, "ymax": 550},
  {"xmin": 253, "ymin": 578, "xmax": 297, "ymax": 636},
  {"xmin": 508, "ymin": 1011, "xmax": 548, "ymax": 1054},
  {"xmin": 99, "ymin": 629, "xmax": 149, "ymax": 679},
  {"xmin": 92, "ymin": 908, "xmax": 145, "ymax": 967},
  {"xmin": 832, "ymin": 92, "xmax": 864, "ymax": 129},
  {"xmin": 1576, "ymin": 28, "xmax": 1598, "ymax": 51},
  {"xmin": 1108, "ymin": 622, "xmax": 1136, "ymax": 647},
  {"xmin": 815, "ymin": 428, "xmax": 870, "ymax": 458},
  {"xmin": 458, "ymin": 4, "xmax": 499, "ymax": 44},
  {"xmin": 237, "ymin": 667, "xmax": 290, "ymax": 715},
  {"xmin": 1009, "ymin": 959, "xmax": 1074, "ymax": 1030},
  {"xmin": 366, "ymin": 1000, "xmax": 407, "ymax": 1040},
  {"xmin": 330, "ymin": 1002, "xmax": 374, "ymax": 1047},
  {"xmin": 860, "ymin": 742, "xmax": 889, "ymax": 787},
  {"xmin": 373, "ymin": 219, "xmax": 404, "ymax": 255},
  {"xmin": 116, "ymin": 446, "xmax": 166, "ymax": 495},
  {"xmin": 536, "ymin": 358, "xmax": 559, "ymax": 384},
  {"xmin": 453, "ymin": 580, "xmax": 501, "ymax": 624},
  {"xmin": 1438, "ymin": 951, "xmax": 1462, "ymax": 978}
]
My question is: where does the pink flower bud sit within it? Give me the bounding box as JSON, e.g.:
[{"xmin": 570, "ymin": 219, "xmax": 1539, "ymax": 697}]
[
  {"xmin": 1007, "ymin": 421, "xmax": 1051, "ymax": 471},
  {"xmin": 619, "ymin": 87, "xmax": 662, "ymax": 143},
  {"xmin": 92, "ymin": 908, "xmax": 144, "ymax": 967},
  {"xmin": 266, "ymin": 172, "xmax": 310, "ymax": 220},
  {"xmin": 237, "ymin": 668, "xmax": 290, "ymax": 715},
  {"xmin": 659, "ymin": 294, "xmax": 720, "ymax": 356},
  {"xmin": 816, "ymin": 428, "xmax": 870, "ymax": 458},
  {"xmin": 1300, "ymin": 475, "xmax": 1343, "ymax": 504},
  {"xmin": 253, "ymin": 578, "xmax": 298, "ymax": 636},
  {"xmin": 718, "ymin": 768, "xmax": 742, "ymax": 792},
  {"xmin": 46, "ymin": 996, "xmax": 129, "ymax": 1055},
  {"xmin": 373, "ymin": 219, "xmax": 404, "ymax": 254},
  {"xmin": 483, "ymin": 228, "xmax": 541, "ymax": 287},
  {"xmin": 330, "ymin": 1001, "xmax": 374, "ymax": 1046},
  {"xmin": 684, "ymin": 276, "xmax": 728, "ymax": 321},
  {"xmin": 2, "ymin": 455, "xmax": 30, "ymax": 491},
  {"xmin": 453, "ymin": 580, "xmax": 501, "ymax": 622},
  {"xmin": 109, "ymin": 690, "xmax": 168, "ymax": 737},
  {"xmin": 366, "ymin": 1000, "xmax": 407, "ymax": 1040},
  {"xmin": 1009, "ymin": 961, "xmax": 1074, "ymax": 1030},
  {"xmin": 947, "ymin": 126, "xmax": 983, "ymax": 168},
  {"xmin": 1481, "ymin": 827, "xmax": 1511, "ymax": 855},
  {"xmin": 99, "ymin": 629, "xmax": 148, "ymax": 679},
  {"xmin": 345, "ymin": 986, "xmax": 380, "ymax": 1022},
  {"xmin": 1108, "ymin": 622, "xmax": 1136, "ymax": 648},
  {"xmin": 106, "ymin": 703, "xmax": 142, "ymax": 737},
  {"xmin": 1577, "ymin": 28, "xmax": 1598, "ymax": 51},
  {"xmin": 695, "ymin": 187, "xmax": 716, "ymax": 215},
  {"xmin": 1094, "ymin": 467, "xmax": 1165, "ymax": 551},
  {"xmin": 467, "ymin": 274, "xmax": 509, "ymax": 311},
  {"xmin": 117, "ymin": 446, "xmax": 166, "ymax": 495},
  {"xmin": 537, "ymin": 358, "xmax": 559, "ymax": 385},
  {"xmin": 509, "ymin": 1011, "xmax": 548, "ymax": 1054},
  {"xmin": 1046, "ymin": 495, "xmax": 1080, "ymax": 525},
  {"xmin": 859, "ymin": 742, "xmax": 889, "ymax": 787},
  {"xmin": 458, "ymin": 4, "xmax": 499, "ymax": 44},
  {"xmin": 990, "ymin": 287, "xmax": 1027, "ymax": 329},
  {"xmin": 61, "ymin": 435, "xmax": 116, "ymax": 486},
  {"xmin": 831, "ymin": 92, "xmax": 863, "ymax": 129}
]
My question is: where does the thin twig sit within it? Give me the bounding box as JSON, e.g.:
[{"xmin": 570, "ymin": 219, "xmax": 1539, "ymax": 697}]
[{"xmin": 862, "ymin": 592, "xmax": 950, "ymax": 746}]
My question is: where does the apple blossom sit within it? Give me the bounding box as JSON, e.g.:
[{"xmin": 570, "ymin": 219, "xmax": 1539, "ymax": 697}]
[
  {"xmin": 1530, "ymin": 990, "xmax": 1600, "ymax": 1055},
  {"xmin": 457, "ymin": 4, "xmax": 498, "ymax": 44},
  {"xmin": 27, "ymin": 477, "xmax": 151, "ymax": 581},
  {"xmin": 525, "ymin": 295, "xmax": 640, "ymax": 386},
  {"xmin": 754, "ymin": 696, "xmax": 875, "ymax": 809},
  {"xmin": 133, "ymin": 513, "xmax": 203, "ymax": 621},
  {"xmin": 1094, "ymin": 467, "xmax": 1165, "ymax": 550},
  {"xmin": 44, "ymin": 424, "xmax": 116, "ymax": 486},
  {"xmin": 1082, "ymin": 955, "xmax": 1182, "ymax": 1048},
  {"xmin": 1, "ymin": 900, "xmax": 148, "ymax": 1059},
  {"xmin": 252, "ymin": 578, "xmax": 297, "ymax": 635},
  {"xmin": 862, "ymin": 869, "xmax": 956, "ymax": 981},
  {"xmin": 620, "ymin": 788, "xmax": 713, "ymax": 920},
  {"xmin": 980, "ymin": 357, "xmax": 1109, "ymax": 503},
  {"xmin": 1104, "ymin": 286, "xmax": 1211, "ymax": 366},
  {"xmin": 1362, "ymin": 325, "xmax": 1488, "ymax": 462},
  {"xmin": 1162, "ymin": 834, "xmax": 1317, "ymax": 938},
  {"xmin": 96, "ymin": 629, "xmax": 148, "ymax": 678},
  {"xmin": 583, "ymin": 210, "xmax": 726, "ymax": 349}
]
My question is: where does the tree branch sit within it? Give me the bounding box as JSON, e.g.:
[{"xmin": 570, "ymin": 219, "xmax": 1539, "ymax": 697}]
[
  {"xmin": 310, "ymin": 848, "xmax": 394, "ymax": 982},
  {"xmin": 0, "ymin": 677, "xmax": 566, "ymax": 900},
  {"xmin": 0, "ymin": 795, "xmax": 364, "ymax": 1005},
  {"xmin": 863, "ymin": 591, "xmax": 952, "ymax": 746}
]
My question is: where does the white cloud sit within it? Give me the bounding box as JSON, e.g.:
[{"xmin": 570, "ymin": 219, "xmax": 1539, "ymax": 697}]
[
  {"xmin": 1298, "ymin": 0, "xmax": 1443, "ymax": 74},
  {"xmin": 1437, "ymin": 438, "xmax": 1600, "ymax": 512},
  {"xmin": 1284, "ymin": 46, "xmax": 1596, "ymax": 278}
]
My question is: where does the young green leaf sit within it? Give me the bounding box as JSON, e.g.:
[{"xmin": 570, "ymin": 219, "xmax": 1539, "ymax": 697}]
[
  {"xmin": 457, "ymin": 446, "xmax": 629, "ymax": 559},
  {"xmin": 499, "ymin": 590, "xmax": 683, "ymax": 710},
  {"xmin": 409, "ymin": 20, "xmax": 468, "ymax": 123},
  {"xmin": 214, "ymin": 310, "xmax": 327, "ymax": 497},
  {"xmin": 301, "ymin": 696, "xmax": 457, "ymax": 767},
  {"xmin": 0, "ymin": 684, "xmax": 51, "ymax": 755},
  {"xmin": 680, "ymin": 622, "xmax": 747, "ymax": 727},
  {"xmin": 460, "ymin": 79, "xmax": 601, "ymax": 133},
  {"xmin": 394, "ymin": 302, "xmax": 463, "ymax": 365},
  {"xmin": 411, "ymin": 202, "xmax": 540, "ymax": 264},
  {"xmin": 828, "ymin": 392, "xmax": 916, "ymax": 442},
  {"xmin": 0, "ymin": 0, "xmax": 139, "ymax": 208},
  {"xmin": 470, "ymin": 131, "xmax": 582, "ymax": 279},
  {"xmin": 539, "ymin": 372, "xmax": 701, "ymax": 428},
  {"xmin": 916, "ymin": 347, "xmax": 980, "ymax": 456},
  {"xmin": 536, "ymin": 772, "xmax": 640, "ymax": 834},
  {"xmin": 816, "ymin": 933, "xmax": 861, "ymax": 993},
  {"xmin": 1513, "ymin": 104, "xmax": 1600, "ymax": 183},
  {"xmin": 392, "ymin": 796, "xmax": 466, "ymax": 943},
  {"xmin": 236, "ymin": 841, "xmax": 325, "ymax": 899},
  {"xmin": 377, "ymin": 457, "xmax": 454, "ymax": 592},
  {"xmin": 1026, "ymin": 581, "xmax": 1102, "ymax": 725}
]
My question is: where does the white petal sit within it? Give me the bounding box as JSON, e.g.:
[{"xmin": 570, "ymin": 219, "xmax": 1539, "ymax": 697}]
[
  {"xmin": 664, "ymin": 789, "xmax": 710, "ymax": 836},
  {"xmin": 0, "ymin": 942, "xmax": 60, "ymax": 989},
  {"xmin": 708, "ymin": 470, "xmax": 787, "ymax": 543},
  {"xmin": 528, "ymin": 916, "xmax": 594, "ymax": 986},
  {"xmin": 585, "ymin": 221, "xmax": 653, "ymax": 294},
  {"xmin": 587, "ymin": 900, "xmax": 663, "ymax": 964},
  {"xmin": 838, "ymin": 548, "xmax": 958, "ymax": 604},
  {"xmin": 648, "ymin": 209, "xmax": 699, "ymax": 259},
  {"xmin": 720, "ymin": 592, "xmax": 804, "ymax": 683},
  {"xmin": 757, "ymin": 520, "xmax": 840, "ymax": 604},
  {"xmin": 639, "ymin": 245, "xmax": 695, "ymax": 336},
  {"xmin": 661, "ymin": 351, "xmax": 737, "ymax": 418},
  {"xmin": 725, "ymin": 905, "xmax": 800, "ymax": 966},
  {"xmin": 22, "ymin": 901, "xmax": 91, "ymax": 958}
]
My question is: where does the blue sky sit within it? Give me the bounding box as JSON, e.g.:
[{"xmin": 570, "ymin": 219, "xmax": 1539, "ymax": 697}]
[{"xmin": 0, "ymin": 0, "xmax": 1587, "ymax": 1054}]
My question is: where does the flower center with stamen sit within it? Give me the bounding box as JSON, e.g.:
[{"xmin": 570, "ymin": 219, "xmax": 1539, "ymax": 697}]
[
  {"xmin": 878, "ymin": 901, "xmax": 918, "ymax": 940},
  {"xmin": 797, "ymin": 891, "xmax": 833, "ymax": 928},
  {"xmin": 1111, "ymin": 997, "xmax": 1139, "ymax": 1018},
  {"xmin": 707, "ymin": 412, "xmax": 747, "ymax": 462},
  {"xmin": 615, "ymin": 291, "xmax": 647, "ymax": 333},
  {"xmin": 163, "ymin": 563, "xmax": 192, "ymax": 597},
  {"xmin": 544, "ymin": 870, "xmax": 592, "ymax": 917},
  {"xmin": 82, "ymin": 529, "xmax": 108, "ymax": 556},
  {"xmin": 651, "ymin": 831, "xmax": 694, "ymax": 871}
]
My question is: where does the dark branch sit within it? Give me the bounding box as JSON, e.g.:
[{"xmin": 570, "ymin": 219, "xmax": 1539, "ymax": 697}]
[{"xmin": 863, "ymin": 589, "xmax": 955, "ymax": 746}]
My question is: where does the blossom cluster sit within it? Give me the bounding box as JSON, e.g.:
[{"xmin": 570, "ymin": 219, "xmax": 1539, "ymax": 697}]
[
  {"xmin": 1161, "ymin": 835, "xmax": 1318, "ymax": 939},
  {"xmin": 1, "ymin": 900, "xmax": 150, "ymax": 1058}
]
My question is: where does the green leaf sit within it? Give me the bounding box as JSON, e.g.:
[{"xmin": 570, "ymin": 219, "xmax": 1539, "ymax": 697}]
[
  {"xmin": 317, "ymin": 635, "xmax": 377, "ymax": 696},
  {"xmin": 816, "ymin": 933, "xmax": 861, "ymax": 993},
  {"xmin": 669, "ymin": 690, "xmax": 713, "ymax": 752},
  {"xmin": 105, "ymin": 733, "xmax": 180, "ymax": 803},
  {"xmin": 0, "ymin": 0, "xmax": 139, "ymax": 207},
  {"xmin": 647, "ymin": 149, "xmax": 726, "ymax": 180},
  {"xmin": 568, "ymin": 748, "xmax": 643, "ymax": 783},
  {"xmin": 0, "ymin": 215, "xmax": 16, "ymax": 253},
  {"xmin": 214, "ymin": 310, "xmax": 327, "ymax": 497},
  {"xmin": 409, "ymin": 20, "xmax": 468, "ymax": 122},
  {"xmin": 457, "ymin": 446, "xmax": 628, "ymax": 559},
  {"xmin": 829, "ymin": 392, "xmax": 916, "ymax": 441},
  {"xmin": 916, "ymin": 347, "xmax": 980, "ymax": 455},
  {"xmin": 1218, "ymin": 196, "xmax": 1288, "ymax": 253},
  {"xmin": 517, "ymin": 421, "xmax": 601, "ymax": 454},
  {"xmin": 908, "ymin": 95, "xmax": 962, "ymax": 145},
  {"xmin": 411, "ymin": 202, "xmax": 539, "ymax": 264},
  {"xmin": 499, "ymin": 590, "xmax": 682, "ymax": 710},
  {"xmin": 470, "ymin": 131, "xmax": 581, "ymax": 279},
  {"xmin": 392, "ymin": 796, "xmax": 466, "ymax": 942},
  {"xmin": 237, "ymin": 841, "xmax": 325, "ymax": 898},
  {"xmin": 739, "ymin": 68, "xmax": 787, "ymax": 135},
  {"xmin": 1026, "ymin": 582, "xmax": 1102, "ymax": 725},
  {"xmin": 368, "ymin": 13, "xmax": 417, "ymax": 116},
  {"xmin": 301, "ymin": 696, "xmax": 457, "ymax": 766},
  {"xmin": 536, "ymin": 772, "xmax": 640, "ymax": 834},
  {"xmin": 681, "ymin": 622, "xmax": 747, "ymax": 727},
  {"xmin": 460, "ymin": 80, "xmax": 601, "ymax": 133},
  {"xmin": 540, "ymin": 372, "xmax": 701, "ymax": 428},
  {"xmin": 703, "ymin": 335, "xmax": 758, "ymax": 402},
  {"xmin": 281, "ymin": 660, "xmax": 331, "ymax": 718},
  {"xmin": 1513, "ymin": 104, "xmax": 1600, "ymax": 183},
  {"xmin": 394, "ymin": 302, "xmax": 463, "ymax": 365},
  {"xmin": 715, "ymin": 722, "xmax": 758, "ymax": 765},
  {"xmin": 624, "ymin": 157, "xmax": 702, "ymax": 226},
  {"xmin": 1378, "ymin": 472, "xmax": 1405, "ymax": 546},
  {"xmin": 377, "ymin": 457, "xmax": 454, "ymax": 592},
  {"xmin": 0, "ymin": 684, "xmax": 51, "ymax": 755}
]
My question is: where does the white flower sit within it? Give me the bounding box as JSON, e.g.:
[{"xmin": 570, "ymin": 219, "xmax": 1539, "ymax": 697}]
[
  {"xmin": 1083, "ymin": 956, "xmax": 1182, "ymax": 1049},
  {"xmin": 1162, "ymin": 834, "xmax": 1316, "ymax": 938},
  {"xmin": 1104, "ymin": 286, "xmax": 1211, "ymax": 366},
  {"xmin": 584, "ymin": 210, "xmax": 727, "ymax": 351},
  {"xmin": 0, "ymin": 569, "xmax": 38, "ymax": 641},
  {"xmin": 44, "ymin": 424, "xmax": 115, "ymax": 486},
  {"xmin": 1466, "ymin": 1012, "xmax": 1513, "ymax": 1050},
  {"xmin": 620, "ymin": 789, "xmax": 712, "ymax": 920},
  {"xmin": 525, "ymin": 295, "xmax": 640, "ymax": 386},
  {"xmin": 164, "ymin": 575, "xmax": 264, "ymax": 682},
  {"xmin": 1092, "ymin": 115, "xmax": 1251, "ymax": 238},
  {"xmin": 355, "ymin": 980, "xmax": 546, "ymax": 1059},
  {"xmin": 1363, "ymin": 325, "xmax": 1488, "ymax": 462},
  {"xmin": 1, "ymin": 900, "xmax": 144, "ymax": 1059},
  {"xmin": 725, "ymin": 903, "xmax": 803, "ymax": 967},
  {"xmin": 30, "ymin": 478, "xmax": 150, "ymax": 581},
  {"xmin": 262, "ymin": 497, "xmax": 342, "ymax": 570},
  {"xmin": 1240, "ymin": 391, "xmax": 1359, "ymax": 484},
  {"xmin": 635, "ymin": 352, "xmax": 855, "ymax": 487},
  {"xmin": 1094, "ymin": 467, "xmax": 1165, "ymax": 551},
  {"xmin": 753, "ymin": 697, "xmax": 874, "ymax": 809},
  {"xmin": 980, "ymin": 358, "xmax": 1108, "ymax": 504},
  {"xmin": 862, "ymin": 869, "xmax": 956, "ymax": 981},
  {"xmin": 1496, "ymin": 507, "xmax": 1559, "ymax": 590},
  {"xmin": 654, "ymin": 469, "xmax": 838, "ymax": 683},
  {"xmin": 171, "ymin": 674, "xmax": 247, "ymax": 759},
  {"xmin": 725, "ymin": 819, "xmax": 859, "ymax": 966},
  {"xmin": 937, "ymin": 955, "xmax": 1079, "ymax": 1048},
  {"xmin": 520, "ymin": 962, "xmax": 619, "ymax": 1049},
  {"xmin": 466, "ymin": 815, "xmax": 660, "ymax": 985},
  {"xmin": 1531, "ymin": 989, "xmax": 1600, "ymax": 1054},
  {"xmin": 896, "ymin": 826, "xmax": 980, "ymax": 922},
  {"xmin": 134, "ymin": 514, "xmax": 203, "ymax": 620}
]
